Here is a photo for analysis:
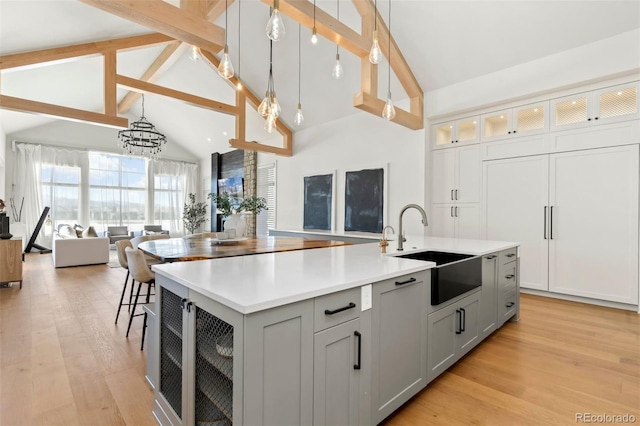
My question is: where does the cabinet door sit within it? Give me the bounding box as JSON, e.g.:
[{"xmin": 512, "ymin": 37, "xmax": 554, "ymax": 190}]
[
  {"xmin": 481, "ymin": 109, "xmax": 511, "ymax": 141},
  {"xmin": 549, "ymin": 145, "xmax": 639, "ymax": 304},
  {"xmin": 479, "ymin": 254, "xmax": 498, "ymax": 339},
  {"xmin": 371, "ymin": 273, "xmax": 427, "ymax": 424},
  {"xmin": 427, "ymin": 303, "xmax": 457, "ymax": 382},
  {"xmin": 433, "ymin": 121, "xmax": 455, "ymax": 148},
  {"xmin": 189, "ymin": 291, "xmax": 245, "ymax": 426},
  {"xmin": 456, "ymin": 291, "xmax": 480, "ymax": 355},
  {"xmin": 513, "ymin": 102, "xmax": 548, "ymax": 137},
  {"xmin": 483, "ymin": 155, "xmax": 549, "ymax": 291},
  {"xmin": 456, "ymin": 144, "xmax": 481, "ymax": 203},
  {"xmin": 593, "ymin": 83, "xmax": 639, "ymax": 124},
  {"xmin": 455, "ymin": 204, "xmax": 481, "ymax": 240},
  {"xmin": 456, "ymin": 116, "xmax": 479, "ymax": 144},
  {"xmin": 313, "ymin": 318, "xmax": 361, "ymax": 426},
  {"xmin": 431, "ymin": 148, "xmax": 456, "ymax": 203},
  {"xmin": 244, "ymin": 300, "xmax": 314, "ymax": 426},
  {"xmin": 550, "ymin": 92, "xmax": 590, "ymax": 131},
  {"xmin": 430, "ymin": 204, "xmax": 455, "ymax": 238},
  {"xmin": 155, "ymin": 281, "xmax": 189, "ymax": 426}
]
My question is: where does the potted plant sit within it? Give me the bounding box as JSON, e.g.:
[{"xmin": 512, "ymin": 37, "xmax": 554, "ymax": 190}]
[
  {"xmin": 182, "ymin": 193, "xmax": 212, "ymax": 234},
  {"xmin": 211, "ymin": 193, "xmax": 267, "ymax": 237}
]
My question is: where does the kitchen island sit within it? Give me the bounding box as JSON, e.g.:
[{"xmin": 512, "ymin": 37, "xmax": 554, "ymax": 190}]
[{"xmin": 149, "ymin": 236, "xmax": 519, "ymax": 425}]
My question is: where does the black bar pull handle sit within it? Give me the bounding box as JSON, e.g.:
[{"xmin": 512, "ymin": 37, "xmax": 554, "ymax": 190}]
[
  {"xmin": 505, "ymin": 274, "xmax": 515, "ymax": 279},
  {"xmin": 506, "ymin": 253, "xmax": 516, "ymax": 258},
  {"xmin": 186, "ymin": 301, "xmax": 193, "ymax": 313},
  {"xmin": 455, "ymin": 310, "xmax": 462, "ymax": 334},
  {"xmin": 395, "ymin": 277, "xmax": 417, "ymax": 286},
  {"xmin": 460, "ymin": 308, "xmax": 466, "ymax": 332},
  {"xmin": 550, "ymin": 206, "xmax": 554, "ymax": 239},
  {"xmin": 506, "ymin": 302, "xmax": 515, "ymax": 308},
  {"xmin": 451, "ymin": 206, "xmax": 454, "ymax": 217},
  {"xmin": 455, "ymin": 189, "xmax": 459, "ymax": 200},
  {"xmin": 325, "ymin": 302, "xmax": 356, "ymax": 316},
  {"xmin": 451, "ymin": 189, "xmax": 454, "ymax": 200},
  {"xmin": 354, "ymin": 331, "xmax": 362, "ymax": 370},
  {"xmin": 181, "ymin": 298, "xmax": 188, "ymax": 310},
  {"xmin": 485, "ymin": 255, "xmax": 497, "ymax": 260},
  {"xmin": 544, "ymin": 206, "xmax": 547, "ymax": 239}
]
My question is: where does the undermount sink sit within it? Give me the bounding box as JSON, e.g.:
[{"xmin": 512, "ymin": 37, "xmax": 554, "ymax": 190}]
[{"xmin": 396, "ymin": 250, "xmax": 475, "ymax": 266}]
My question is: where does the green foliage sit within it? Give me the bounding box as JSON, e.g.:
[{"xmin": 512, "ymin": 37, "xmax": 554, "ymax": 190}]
[
  {"xmin": 182, "ymin": 193, "xmax": 212, "ymax": 234},
  {"xmin": 211, "ymin": 192, "xmax": 268, "ymax": 218}
]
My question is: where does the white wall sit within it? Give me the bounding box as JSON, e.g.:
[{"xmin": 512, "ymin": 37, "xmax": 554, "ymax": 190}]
[
  {"xmin": 425, "ymin": 29, "xmax": 640, "ymax": 119},
  {"xmin": 258, "ymin": 110, "xmax": 427, "ymax": 237}
]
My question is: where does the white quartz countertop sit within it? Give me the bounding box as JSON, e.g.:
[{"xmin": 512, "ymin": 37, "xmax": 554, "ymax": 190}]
[{"xmin": 152, "ymin": 236, "xmax": 519, "ymax": 315}]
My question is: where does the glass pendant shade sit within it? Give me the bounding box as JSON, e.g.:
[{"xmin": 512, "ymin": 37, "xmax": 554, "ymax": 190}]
[
  {"xmin": 217, "ymin": 46, "xmax": 235, "ymax": 79},
  {"xmin": 189, "ymin": 45, "xmax": 200, "ymax": 62},
  {"xmin": 258, "ymin": 93, "xmax": 270, "ymax": 116},
  {"xmin": 264, "ymin": 113, "xmax": 277, "ymax": 133},
  {"xmin": 266, "ymin": 9, "xmax": 286, "ymax": 41},
  {"xmin": 294, "ymin": 103, "xmax": 304, "ymax": 126},
  {"xmin": 311, "ymin": 27, "xmax": 318, "ymax": 45},
  {"xmin": 332, "ymin": 53, "xmax": 344, "ymax": 80},
  {"xmin": 382, "ymin": 93, "xmax": 396, "ymax": 120},
  {"xmin": 270, "ymin": 94, "xmax": 281, "ymax": 117},
  {"xmin": 369, "ymin": 31, "xmax": 382, "ymax": 64},
  {"xmin": 236, "ymin": 81, "xmax": 243, "ymax": 90}
]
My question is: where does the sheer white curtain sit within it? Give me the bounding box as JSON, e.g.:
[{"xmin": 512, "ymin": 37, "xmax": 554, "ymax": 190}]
[
  {"xmin": 149, "ymin": 160, "xmax": 198, "ymax": 235},
  {"xmin": 13, "ymin": 143, "xmax": 88, "ymax": 246}
]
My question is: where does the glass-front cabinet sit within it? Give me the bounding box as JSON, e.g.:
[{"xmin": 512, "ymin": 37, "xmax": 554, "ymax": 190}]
[
  {"xmin": 481, "ymin": 102, "xmax": 549, "ymax": 141},
  {"xmin": 550, "ymin": 82, "xmax": 639, "ymax": 131},
  {"xmin": 432, "ymin": 116, "xmax": 479, "ymax": 149}
]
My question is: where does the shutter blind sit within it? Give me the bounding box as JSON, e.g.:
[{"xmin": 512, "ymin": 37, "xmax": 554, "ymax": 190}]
[{"xmin": 257, "ymin": 163, "xmax": 276, "ymax": 236}]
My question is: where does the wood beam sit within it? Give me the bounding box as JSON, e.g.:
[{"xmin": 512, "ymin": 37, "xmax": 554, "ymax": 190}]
[
  {"xmin": 116, "ymin": 74, "xmax": 238, "ymax": 115},
  {"xmin": 229, "ymin": 139, "xmax": 292, "ymax": 157},
  {"xmin": 0, "ymin": 95, "xmax": 128, "ymax": 128},
  {"xmin": 235, "ymin": 90, "xmax": 246, "ymax": 142},
  {"xmin": 103, "ymin": 51, "xmax": 117, "ymax": 116},
  {"xmin": 0, "ymin": 33, "xmax": 173, "ymax": 70},
  {"xmin": 261, "ymin": 0, "xmax": 369, "ymax": 57},
  {"xmin": 78, "ymin": 0, "xmax": 225, "ymax": 52},
  {"xmin": 353, "ymin": 92, "xmax": 423, "ymax": 130},
  {"xmin": 118, "ymin": 0, "xmax": 234, "ymax": 114},
  {"xmin": 118, "ymin": 41, "xmax": 182, "ymax": 114}
]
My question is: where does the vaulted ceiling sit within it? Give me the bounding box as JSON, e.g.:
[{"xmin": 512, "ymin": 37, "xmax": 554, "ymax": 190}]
[{"xmin": 1, "ymin": 0, "xmax": 639, "ymax": 160}]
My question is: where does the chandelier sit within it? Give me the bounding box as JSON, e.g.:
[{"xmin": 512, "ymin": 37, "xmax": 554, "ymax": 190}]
[{"xmin": 118, "ymin": 94, "xmax": 167, "ymax": 158}]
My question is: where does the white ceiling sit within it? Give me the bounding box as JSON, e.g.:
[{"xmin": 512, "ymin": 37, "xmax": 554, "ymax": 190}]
[{"xmin": 1, "ymin": 0, "xmax": 639, "ymax": 160}]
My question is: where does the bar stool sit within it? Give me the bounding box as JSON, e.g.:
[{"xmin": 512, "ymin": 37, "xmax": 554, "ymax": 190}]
[
  {"xmin": 125, "ymin": 246, "xmax": 155, "ymax": 350},
  {"xmin": 114, "ymin": 240, "xmax": 134, "ymax": 324}
]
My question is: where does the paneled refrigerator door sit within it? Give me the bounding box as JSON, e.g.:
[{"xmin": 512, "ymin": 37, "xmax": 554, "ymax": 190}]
[
  {"xmin": 483, "ymin": 155, "xmax": 550, "ymax": 291},
  {"xmin": 548, "ymin": 145, "xmax": 639, "ymax": 304}
]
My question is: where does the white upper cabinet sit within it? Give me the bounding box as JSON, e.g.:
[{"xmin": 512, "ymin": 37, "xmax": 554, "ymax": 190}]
[
  {"xmin": 481, "ymin": 102, "xmax": 549, "ymax": 142},
  {"xmin": 550, "ymin": 82, "xmax": 639, "ymax": 131},
  {"xmin": 431, "ymin": 145, "xmax": 481, "ymax": 204},
  {"xmin": 432, "ymin": 116, "xmax": 480, "ymax": 149}
]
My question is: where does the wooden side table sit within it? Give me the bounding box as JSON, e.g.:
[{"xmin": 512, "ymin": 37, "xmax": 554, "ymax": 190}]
[{"xmin": 0, "ymin": 237, "xmax": 23, "ymax": 288}]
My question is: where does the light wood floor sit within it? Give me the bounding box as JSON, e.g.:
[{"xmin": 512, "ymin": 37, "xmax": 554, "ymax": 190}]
[{"xmin": 1, "ymin": 254, "xmax": 639, "ymax": 425}]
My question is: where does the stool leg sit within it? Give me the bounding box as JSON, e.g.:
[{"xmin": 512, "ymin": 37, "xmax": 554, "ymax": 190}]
[
  {"xmin": 126, "ymin": 281, "xmax": 143, "ymax": 338},
  {"xmin": 115, "ymin": 270, "xmax": 130, "ymax": 324},
  {"xmin": 128, "ymin": 274, "xmax": 135, "ymax": 313},
  {"xmin": 141, "ymin": 312, "xmax": 148, "ymax": 351}
]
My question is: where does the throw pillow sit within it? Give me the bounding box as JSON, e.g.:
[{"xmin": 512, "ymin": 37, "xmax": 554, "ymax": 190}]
[
  {"xmin": 82, "ymin": 226, "xmax": 98, "ymax": 238},
  {"xmin": 59, "ymin": 225, "xmax": 78, "ymax": 239},
  {"xmin": 73, "ymin": 224, "xmax": 84, "ymax": 238}
]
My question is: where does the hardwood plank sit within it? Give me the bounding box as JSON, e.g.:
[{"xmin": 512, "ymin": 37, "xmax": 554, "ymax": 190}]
[{"xmin": 104, "ymin": 368, "xmax": 156, "ymax": 426}]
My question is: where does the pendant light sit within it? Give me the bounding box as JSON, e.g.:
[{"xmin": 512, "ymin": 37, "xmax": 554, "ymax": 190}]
[
  {"xmin": 236, "ymin": 0, "xmax": 243, "ymax": 90},
  {"xmin": 118, "ymin": 94, "xmax": 167, "ymax": 159},
  {"xmin": 331, "ymin": 0, "xmax": 343, "ymax": 80},
  {"xmin": 260, "ymin": 34, "xmax": 279, "ymax": 133},
  {"xmin": 310, "ymin": 0, "xmax": 318, "ymax": 45},
  {"xmin": 266, "ymin": 0, "xmax": 286, "ymax": 42},
  {"xmin": 189, "ymin": 45, "xmax": 200, "ymax": 62},
  {"xmin": 382, "ymin": 0, "xmax": 396, "ymax": 120},
  {"xmin": 217, "ymin": 0, "xmax": 234, "ymax": 79},
  {"xmin": 294, "ymin": 24, "xmax": 304, "ymax": 126},
  {"xmin": 369, "ymin": 0, "xmax": 382, "ymax": 64}
]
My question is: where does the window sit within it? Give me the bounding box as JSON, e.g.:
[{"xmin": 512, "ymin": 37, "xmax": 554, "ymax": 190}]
[
  {"xmin": 88, "ymin": 153, "xmax": 146, "ymax": 233},
  {"xmin": 257, "ymin": 163, "xmax": 276, "ymax": 236},
  {"xmin": 154, "ymin": 174, "xmax": 183, "ymax": 232},
  {"xmin": 41, "ymin": 164, "xmax": 81, "ymax": 230}
]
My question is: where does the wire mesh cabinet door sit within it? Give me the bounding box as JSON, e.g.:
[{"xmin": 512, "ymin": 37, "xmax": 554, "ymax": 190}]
[
  {"xmin": 188, "ymin": 290, "xmax": 245, "ymax": 426},
  {"xmin": 154, "ymin": 278, "xmax": 190, "ymax": 426}
]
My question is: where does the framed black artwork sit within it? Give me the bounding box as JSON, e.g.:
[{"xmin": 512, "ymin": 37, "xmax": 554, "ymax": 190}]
[
  {"xmin": 303, "ymin": 174, "xmax": 334, "ymax": 230},
  {"xmin": 344, "ymin": 168, "xmax": 384, "ymax": 233}
]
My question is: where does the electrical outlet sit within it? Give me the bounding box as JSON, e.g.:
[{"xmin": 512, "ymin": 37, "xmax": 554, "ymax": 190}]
[{"xmin": 361, "ymin": 284, "xmax": 372, "ymax": 311}]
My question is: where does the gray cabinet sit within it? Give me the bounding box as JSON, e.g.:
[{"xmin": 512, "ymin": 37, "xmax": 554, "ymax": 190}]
[
  {"xmin": 498, "ymin": 248, "xmax": 519, "ymax": 326},
  {"xmin": 313, "ymin": 318, "xmax": 361, "ymax": 426},
  {"xmin": 152, "ymin": 275, "xmax": 313, "ymax": 426},
  {"xmin": 427, "ymin": 290, "xmax": 480, "ymax": 382},
  {"xmin": 479, "ymin": 253, "xmax": 498, "ymax": 339},
  {"xmin": 370, "ymin": 271, "xmax": 428, "ymax": 424}
]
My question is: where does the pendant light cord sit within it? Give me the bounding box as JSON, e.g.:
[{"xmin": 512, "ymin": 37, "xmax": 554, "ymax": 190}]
[
  {"xmin": 237, "ymin": 0, "xmax": 241, "ymax": 78},
  {"xmin": 225, "ymin": 0, "xmax": 228, "ymax": 46},
  {"xmin": 336, "ymin": 0, "xmax": 340, "ymax": 54},
  {"xmin": 298, "ymin": 24, "xmax": 301, "ymax": 104},
  {"xmin": 388, "ymin": 0, "xmax": 391, "ymax": 95},
  {"xmin": 374, "ymin": 0, "xmax": 377, "ymax": 31},
  {"xmin": 141, "ymin": 94, "xmax": 145, "ymax": 117}
]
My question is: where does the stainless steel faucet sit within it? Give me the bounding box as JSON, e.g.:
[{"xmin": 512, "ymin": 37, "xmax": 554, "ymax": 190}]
[{"xmin": 398, "ymin": 204, "xmax": 428, "ymax": 251}]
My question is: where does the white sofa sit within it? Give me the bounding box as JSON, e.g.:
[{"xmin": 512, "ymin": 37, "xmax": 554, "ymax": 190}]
[{"xmin": 52, "ymin": 233, "xmax": 110, "ymax": 268}]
